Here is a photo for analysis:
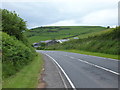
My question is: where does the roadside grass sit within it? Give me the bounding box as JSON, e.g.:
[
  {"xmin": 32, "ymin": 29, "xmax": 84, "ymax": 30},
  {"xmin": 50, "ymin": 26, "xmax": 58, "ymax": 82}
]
[
  {"xmin": 0, "ymin": 61, "xmax": 2, "ymax": 90},
  {"xmin": 0, "ymin": 31, "xmax": 2, "ymax": 89},
  {"xmin": 2, "ymin": 53, "xmax": 43, "ymax": 88},
  {"xmin": 56, "ymin": 50, "xmax": 119, "ymax": 60},
  {"xmin": 44, "ymin": 27, "xmax": 119, "ymax": 57}
]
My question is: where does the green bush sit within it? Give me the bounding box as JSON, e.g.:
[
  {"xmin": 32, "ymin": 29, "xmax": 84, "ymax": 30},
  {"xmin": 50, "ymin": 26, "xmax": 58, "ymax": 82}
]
[
  {"xmin": 2, "ymin": 9, "xmax": 27, "ymax": 40},
  {"xmin": 2, "ymin": 32, "xmax": 35, "ymax": 78}
]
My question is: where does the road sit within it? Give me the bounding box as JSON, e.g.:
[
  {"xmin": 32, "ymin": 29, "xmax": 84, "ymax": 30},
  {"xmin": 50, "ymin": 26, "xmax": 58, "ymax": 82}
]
[{"xmin": 37, "ymin": 50, "xmax": 119, "ymax": 89}]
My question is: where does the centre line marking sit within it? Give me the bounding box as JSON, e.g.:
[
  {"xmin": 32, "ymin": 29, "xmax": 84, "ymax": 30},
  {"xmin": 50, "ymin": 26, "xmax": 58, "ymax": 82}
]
[{"xmin": 77, "ymin": 58, "xmax": 119, "ymax": 75}]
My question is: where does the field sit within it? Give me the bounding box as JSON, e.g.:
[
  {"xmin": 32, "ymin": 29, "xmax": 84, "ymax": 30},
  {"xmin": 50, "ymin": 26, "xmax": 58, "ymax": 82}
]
[
  {"xmin": 44, "ymin": 27, "xmax": 119, "ymax": 57},
  {"xmin": 24, "ymin": 26, "xmax": 107, "ymax": 43}
]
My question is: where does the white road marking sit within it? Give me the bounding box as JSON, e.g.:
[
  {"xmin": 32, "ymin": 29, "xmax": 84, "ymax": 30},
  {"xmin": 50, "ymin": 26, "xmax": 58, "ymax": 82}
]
[
  {"xmin": 54, "ymin": 61, "xmax": 68, "ymax": 88},
  {"xmin": 70, "ymin": 56, "xmax": 75, "ymax": 59},
  {"xmin": 64, "ymin": 55, "xmax": 68, "ymax": 57},
  {"xmin": 77, "ymin": 58, "xmax": 119, "ymax": 75},
  {"xmin": 66, "ymin": 55, "xmax": 119, "ymax": 75},
  {"xmin": 44, "ymin": 53, "xmax": 76, "ymax": 90}
]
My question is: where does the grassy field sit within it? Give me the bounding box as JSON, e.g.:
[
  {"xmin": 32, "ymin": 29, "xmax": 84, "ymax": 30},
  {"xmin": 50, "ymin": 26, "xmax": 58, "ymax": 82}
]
[
  {"xmin": 24, "ymin": 26, "xmax": 107, "ymax": 43},
  {"xmin": 3, "ymin": 53, "xmax": 43, "ymax": 88},
  {"xmin": 44, "ymin": 27, "xmax": 119, "ymax": 56}
]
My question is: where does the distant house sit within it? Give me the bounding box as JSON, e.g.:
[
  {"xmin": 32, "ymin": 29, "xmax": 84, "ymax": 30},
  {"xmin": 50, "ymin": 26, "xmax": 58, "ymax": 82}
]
[
  {"xmin": 33, "ymin": 39, "xmax": 70, "ymax": 47},
  {"xmin": 73, "ymin": 37, "xmax": 79, "ymax": 39},
  {"xmin": 57, "ymin": 39, "xmax": 70, "ymax": 43},
  {"xmin": 33, "ymin": 43, "xmax": 40, "ymax": 47},
  {"xmin": 46, "ymin": 40, "xmax": 59, "ymax": 46},
  {"xmin": 40, "ymin": 40, "xmax": 59, "ymax": 46}
]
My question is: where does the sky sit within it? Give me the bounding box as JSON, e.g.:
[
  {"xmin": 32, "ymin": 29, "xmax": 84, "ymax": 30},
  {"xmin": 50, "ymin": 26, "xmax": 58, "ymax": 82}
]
[{"xmin": 1, "ymin": 0, "xmax": 119, "ymax": 29}]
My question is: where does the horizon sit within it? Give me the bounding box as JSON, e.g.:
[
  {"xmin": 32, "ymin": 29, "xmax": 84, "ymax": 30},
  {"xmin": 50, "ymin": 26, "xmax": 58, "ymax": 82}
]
[{"xmin": 1, "ymin": 0, "xmax": 119, "ymax": 29}]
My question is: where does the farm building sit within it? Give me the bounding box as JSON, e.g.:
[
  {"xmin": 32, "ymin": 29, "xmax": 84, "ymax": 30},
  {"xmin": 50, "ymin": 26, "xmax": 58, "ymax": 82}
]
[
  {"xmin": 33, "ymin": 43, "xmax": 40, "ymax": 47},
  {"xmin": 40, "ymin": 40, "xmax": 59, "ymax": 46}
]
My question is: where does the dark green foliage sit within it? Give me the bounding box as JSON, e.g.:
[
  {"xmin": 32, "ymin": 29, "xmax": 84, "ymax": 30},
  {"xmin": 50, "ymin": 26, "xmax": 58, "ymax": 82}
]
[
  {"xmin": 107, "ymin": 26, "xmax": 110, "ymax": 29},
  {"xmin": 45, "ymin": 27, "xmax": 120, "ymax": 55},
  {"xmin": 36, "ymin": 43, "xmax": 46, "ymax": 50},
  {"xmin": 2, "ymin": 32, "xmax": 36, "ymax": 78},
  {"xmin": 2, "ymin": 9, "xmax": 36, "ymax": 79},
  {"xmin": 2, "ymin": 9, "xmax": 27, "ymax": 42}
]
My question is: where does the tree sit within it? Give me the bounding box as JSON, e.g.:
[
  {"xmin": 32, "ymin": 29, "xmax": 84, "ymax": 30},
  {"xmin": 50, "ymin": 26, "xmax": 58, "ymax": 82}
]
[
  {"xmin": 107, "ymin": 26, "xmax": 110, "ymax": 29},
  {"xmin": 2, "ymin": 9, "xmax": 27, "ymax": 41}
]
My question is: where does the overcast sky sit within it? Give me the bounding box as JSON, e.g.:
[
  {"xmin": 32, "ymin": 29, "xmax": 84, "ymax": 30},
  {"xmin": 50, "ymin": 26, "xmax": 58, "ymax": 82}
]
[{"xmin": 1, "ymin": 0, "xmax": 119, "ymax": 29}]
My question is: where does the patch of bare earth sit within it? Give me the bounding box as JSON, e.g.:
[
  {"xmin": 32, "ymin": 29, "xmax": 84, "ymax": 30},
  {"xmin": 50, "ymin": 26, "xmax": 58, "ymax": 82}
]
[{"xmin": 37, "ymin": 62, "xmax": 46, "ymax": 88}]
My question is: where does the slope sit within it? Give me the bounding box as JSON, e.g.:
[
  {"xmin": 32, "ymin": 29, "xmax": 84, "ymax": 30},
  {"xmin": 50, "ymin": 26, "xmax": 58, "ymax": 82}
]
[
  {"xmin": 24, "ymin": 26, "xmax": 107, "ymax": 43},
  {"xmin": 45, "ymin": 27, "xmax": 119, "ymax": 55}
]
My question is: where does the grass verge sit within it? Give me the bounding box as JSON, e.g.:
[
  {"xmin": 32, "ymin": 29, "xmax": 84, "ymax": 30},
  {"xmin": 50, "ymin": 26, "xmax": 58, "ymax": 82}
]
[
  {"xmin": 0, "ymin": 61, "xmax": 2, "ymax": 89},
  {"xmin": 56, "ymin": 50, "xmax": 119, "ymax": 60},
  {"xmin": 3, "ymin": 53, "xmax": 43, "ymax": 88}
]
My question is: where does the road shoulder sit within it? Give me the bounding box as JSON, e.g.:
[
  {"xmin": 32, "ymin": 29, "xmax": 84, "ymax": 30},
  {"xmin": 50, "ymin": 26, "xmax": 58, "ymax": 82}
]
[{"xmin": 41, "ymin": 54, "xmax": 71, "ymax": 88}]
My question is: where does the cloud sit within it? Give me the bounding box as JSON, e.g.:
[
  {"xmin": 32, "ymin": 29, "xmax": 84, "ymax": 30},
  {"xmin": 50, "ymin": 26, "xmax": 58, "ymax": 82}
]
[
  {"xmin": 46, "ymin": 8, "xmax": 118, "ymax": 27},
  {"xmin": 1, "ymin": 0, "xmax": 119, "ymax": 28},
  {"xmin": 46, "ymin": 20, "xmax": 77, "ymax": 26},
  {"xmin": 81, "ymin": 9, "xmax": 118, "ymax": 26}
]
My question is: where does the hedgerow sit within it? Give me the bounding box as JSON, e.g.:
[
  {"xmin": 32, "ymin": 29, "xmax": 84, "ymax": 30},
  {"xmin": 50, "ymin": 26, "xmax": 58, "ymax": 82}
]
[
  {"xmin": 1, "ymin": 9, "xmax": 37, "ymax": 79},
  {"xmin": 2, "ymin": 32, "xmax": 36, "ymax": 78}
]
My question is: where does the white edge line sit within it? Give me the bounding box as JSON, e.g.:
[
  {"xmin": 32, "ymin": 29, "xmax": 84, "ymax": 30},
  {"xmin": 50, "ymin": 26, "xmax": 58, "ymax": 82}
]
[
  {"xmin": 44, "ymin": 53, "xmax": 76, "ymax": 90},
  {"xmin": 77, "ymin": 59, "xmax": 120, "ymax": 75},
  {"xmin": 48, "ymin": 54, "xmax": 68, "ymax": 88},
  {"xmin": 55, "ymin": 63, "xmax": 68, "ymax": 88}
]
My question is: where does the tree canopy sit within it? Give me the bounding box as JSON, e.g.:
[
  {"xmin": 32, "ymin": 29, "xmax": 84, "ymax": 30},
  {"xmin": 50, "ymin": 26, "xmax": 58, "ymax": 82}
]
[{"xmin": 2, "ymin": 9, "xmax": 27, "ymax": 41}]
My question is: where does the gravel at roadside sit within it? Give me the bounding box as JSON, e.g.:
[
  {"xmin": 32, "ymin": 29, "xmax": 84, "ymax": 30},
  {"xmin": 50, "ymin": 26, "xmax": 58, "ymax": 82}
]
[{"xmin": 42, "ymin": 54, "xmax": 72, "ymax": 88}]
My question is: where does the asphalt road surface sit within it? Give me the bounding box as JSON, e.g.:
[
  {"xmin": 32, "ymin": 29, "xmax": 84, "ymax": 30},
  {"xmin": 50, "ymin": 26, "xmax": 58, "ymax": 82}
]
[{"xmin": 37, "ymin": 50, "xmax": 119, "ymax": 89}]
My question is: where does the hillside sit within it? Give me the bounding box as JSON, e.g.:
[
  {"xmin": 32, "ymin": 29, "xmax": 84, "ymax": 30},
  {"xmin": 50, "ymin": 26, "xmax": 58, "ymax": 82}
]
[
  {"xmin": 45, "ymin": 27, "xmax": 120, "ymax": 55},
  {"xmin": 24, "ymin": 26, "xmax": 107, "ymax": 43}
]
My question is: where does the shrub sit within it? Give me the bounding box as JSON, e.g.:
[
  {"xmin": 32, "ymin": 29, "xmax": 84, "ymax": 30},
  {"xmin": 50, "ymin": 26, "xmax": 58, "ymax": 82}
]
[
  {"xmin": 2, "ymin": 9, "xmax": 27, "ymax": 41},
  {"xmin": 2, "ymin": 32, "xmax": 35, "ymax": 78}
]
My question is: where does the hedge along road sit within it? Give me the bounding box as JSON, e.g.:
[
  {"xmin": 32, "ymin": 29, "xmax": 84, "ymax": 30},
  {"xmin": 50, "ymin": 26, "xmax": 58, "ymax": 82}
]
[{"xmin": 36, "ymin": 50, "xmax": 119, "ymax": 89}]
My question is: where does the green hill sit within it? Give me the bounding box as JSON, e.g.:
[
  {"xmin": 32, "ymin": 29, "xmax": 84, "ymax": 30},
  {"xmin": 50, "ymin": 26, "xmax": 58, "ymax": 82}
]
[
  {"xmin": 24, "ymin": 26, "xmax": 107, "ymax": 43},
  {"xmin": 45, "ymin": 26, "xmax": 119, "ymax": 55}
]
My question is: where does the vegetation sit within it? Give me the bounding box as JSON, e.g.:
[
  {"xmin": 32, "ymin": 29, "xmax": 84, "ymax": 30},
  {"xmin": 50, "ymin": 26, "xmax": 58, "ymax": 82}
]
[
  {"xmin": 2, "ymin": 9, "xmax": 44, "ymax": 88},
  {"xmin": 2, "ymin": 9, "xmax": 37, "ymax": 79},
  {"xmin": 44, "ymin": 27, "xmax": 119, "ymax": 58},
  {"xmin": 0, "ymin": 9, "xmax": 2, "ymax": 89},
  {"xmin": 24, "ymin": 26, "xmax": 107, "ymax": 43},
  {"xmin": 0, "ymin": 32, "xmax": 1, "ymax": 89},
  {"xmin": 2, "ymin": 9, "xmax": 27, "ymax": 42},
  {"xmin": 3, "ymin": 53, "xmax": 43, "ymax": 88},
  {"xmin": 2, "ymin": 32, "xmax": 36, "ymax": 78}
]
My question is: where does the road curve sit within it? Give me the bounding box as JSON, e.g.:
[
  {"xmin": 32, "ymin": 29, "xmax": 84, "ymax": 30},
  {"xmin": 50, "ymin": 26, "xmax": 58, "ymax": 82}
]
[{"xmin": 37, "ymin": 50, "xmax": 119, "ymax": 88}]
